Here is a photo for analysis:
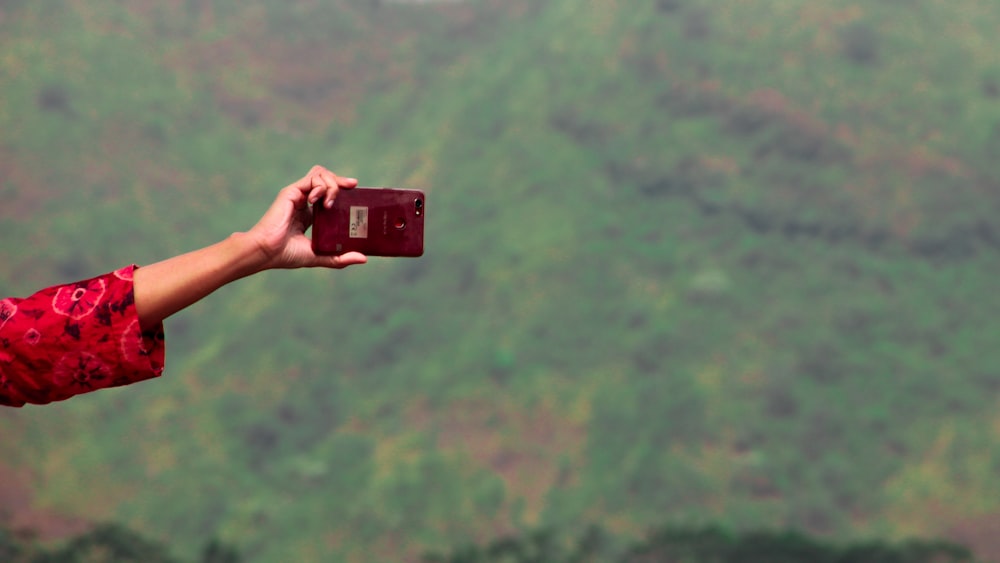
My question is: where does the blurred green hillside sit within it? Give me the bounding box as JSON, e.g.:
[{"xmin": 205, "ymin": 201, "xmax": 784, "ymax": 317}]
[{"xmin": 2, "ymin": 0, "xmax": 1000, "ymax": 561}]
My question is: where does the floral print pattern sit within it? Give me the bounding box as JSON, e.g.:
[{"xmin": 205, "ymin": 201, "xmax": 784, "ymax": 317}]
[
  {"xmin": 112, "ymin": 265, "xmax": 134, "ymax": 282},
  {"xmin": 23, "ymin": 328, "xmax": 40, "ymax": 345},
  {"xmin": 0, "ymin": 299, "xmax": 16, "ymax": 331},
  {"xmin": 52, "ymin": 351, "xmax": 112, "ymax": 391},
  {"xmin": 52, "ymin": 277, "xmax": 106, "ymax": 320},
  {"xmin": 0, "ymin": 265, "xmax": 165, "ymax": 407},
  {"xmin": 121, "ymin": 318, "xmax": 155, "ymax": 366}
]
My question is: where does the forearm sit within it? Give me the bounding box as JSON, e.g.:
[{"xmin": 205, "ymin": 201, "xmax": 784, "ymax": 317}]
[
  {"xmin": 132, "ymin": 166, "xmax": 364, "ymax": 331},
  {"xmin": 133, "ymin": 232, "xmax": 268, "ymax": 331}
]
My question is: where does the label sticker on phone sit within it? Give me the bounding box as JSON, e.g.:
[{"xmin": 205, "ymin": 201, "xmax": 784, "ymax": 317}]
[{"xmin": 349, "ymin": 206, "xmax": 369, "ymax": 239}]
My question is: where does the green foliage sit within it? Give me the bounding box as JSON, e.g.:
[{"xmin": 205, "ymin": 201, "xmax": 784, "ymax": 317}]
[
  {"xmin": 200, "ymin": 541, "xmax": 241, "ymax": 563},
  {"xmin": 627, "ymin": 527, "xmax": 973, "ymax": 563},
  {"xmin": 0, "ymin": 528, "xmax": 28, "ymax": 563},
  {"xmin": 839, "ymin": 22, "xmax": 881, "ymax": 66},
  {"xmin": 36, "ymin": 524, "xmax": 179, "ymax": 563},
  {"xmin": 424, "ymin": 526, "xmax": 974, "ymax": 563},
  {"xmin": 0, "ymin": 523, "xmax": 241, "ymax": 563}
]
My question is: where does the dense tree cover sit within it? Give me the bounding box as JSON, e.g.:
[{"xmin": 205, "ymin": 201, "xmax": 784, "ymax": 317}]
[
  {"xmin": 424, "ymin": 526, "xmax": 973, "ymax": 563},
  {"xmin": 2, "ymin": 0, "xmax": 1000, "ymax": 561},
  {"xmin": 1, "ymin": 522, "xmax": 973, "ymax": 563},
  {"xmin": 0, "ymin": 523, "xmax": 239, "ymax": 563}
]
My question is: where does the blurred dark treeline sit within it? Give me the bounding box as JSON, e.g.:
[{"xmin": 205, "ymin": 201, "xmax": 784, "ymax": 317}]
[{"xmin": 0, "ymin": 521, "xmax": 975, "ymax": 563}]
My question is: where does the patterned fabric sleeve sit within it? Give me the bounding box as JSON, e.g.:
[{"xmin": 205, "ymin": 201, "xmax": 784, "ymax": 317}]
[{"xmin": 0, "ymin": 265, "xmax": 166, "ymax": 407}]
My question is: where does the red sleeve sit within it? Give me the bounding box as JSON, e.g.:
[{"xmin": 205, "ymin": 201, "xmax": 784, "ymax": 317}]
[{"xmin": 0, "ymin": 265, "xmax": 166, "ymax": 407}]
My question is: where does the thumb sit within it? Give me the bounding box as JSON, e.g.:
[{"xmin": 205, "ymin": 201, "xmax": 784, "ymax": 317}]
[{"xmin": 314, "ymin": 251, "xmax": 368, "ymax": 269}]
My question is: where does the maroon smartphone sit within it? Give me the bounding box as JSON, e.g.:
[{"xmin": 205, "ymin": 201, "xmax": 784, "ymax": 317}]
[{"xmin": 312, "ymin": 187, "xmax": 425, "ymax": 257}]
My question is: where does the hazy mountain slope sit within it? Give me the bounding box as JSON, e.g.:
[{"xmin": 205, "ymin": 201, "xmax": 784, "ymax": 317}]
[{"xmin": 3, "ymin": 0, "xmax": 1000, "ymax": 561}]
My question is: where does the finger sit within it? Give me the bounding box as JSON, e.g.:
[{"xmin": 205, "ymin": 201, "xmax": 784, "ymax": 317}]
[
  {"xmin": 337, "ymin": 252, "xmax": 368, "ymax": 268},
  {"xmin": 276, "ymin": 184, "xmax": 309, "ymax": 210},
  {"xmin": 316, "ymin": 251, "xmax": 368, "ymax": 269},
  {"xmin": 315, "ymin": 167, "xmax": 342, "ymax": 188},
  {"xmin": 326, "ymin": 177, "xmax": 358, "ymax": 208},
  {"xmin": 288, "ymin": 165, "xmax": 333, "ymax": 194},
  {"xmin": 318, "ymin": 170, "xmax": 358, "ymax": 208},
  {"xmin": 288, "ymin": 167, "xmax": 325, "ymax": 194},
  {"xmin": 308, "ymin": 184, "xmax": 325, "ymax": 205}
]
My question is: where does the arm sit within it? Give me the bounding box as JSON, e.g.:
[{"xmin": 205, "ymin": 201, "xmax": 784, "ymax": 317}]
[
  {"xmin": 0, "ymin": 166, "xmax": 363, "ymax": 408},
  {"xmin": 133, "ymin": 165, "xmax": 367, "ymax": 331}
]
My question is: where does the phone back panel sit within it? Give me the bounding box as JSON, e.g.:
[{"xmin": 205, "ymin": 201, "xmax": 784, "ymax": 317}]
[{"xmin": 312, "ymin": 187, "xmax": 425, "ymax": 257}]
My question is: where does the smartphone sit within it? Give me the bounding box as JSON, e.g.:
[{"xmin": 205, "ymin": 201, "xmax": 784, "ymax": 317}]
[{"xmin": 312, "ymin": 187, "xmax": 425, "ymax": 257}]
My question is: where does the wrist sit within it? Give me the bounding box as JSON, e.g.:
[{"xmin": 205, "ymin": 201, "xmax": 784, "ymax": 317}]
[{"xmin": 226, "ymin": 231, "xmax": 274, "ymax": 277}]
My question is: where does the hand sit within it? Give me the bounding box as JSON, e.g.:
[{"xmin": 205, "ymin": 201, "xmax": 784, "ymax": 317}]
[{"xmin": 247, "ymin": 165, "xmax": 368, "ymax": 271}]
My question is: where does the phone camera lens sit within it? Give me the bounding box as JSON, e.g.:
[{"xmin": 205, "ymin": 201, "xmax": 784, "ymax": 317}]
[{"xmin": 414, "ymin": 198, "xmax": 423, "ymax": 216}]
